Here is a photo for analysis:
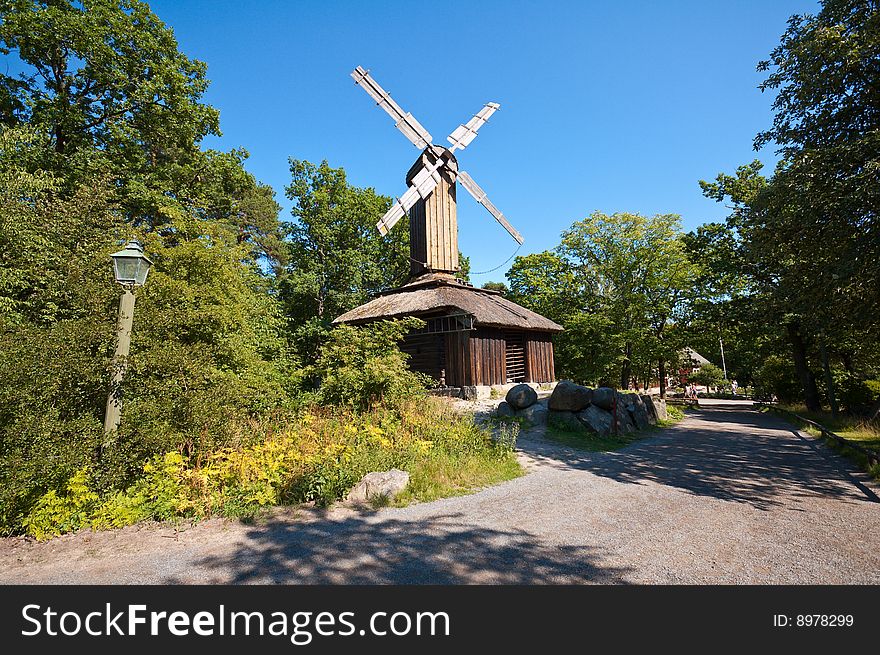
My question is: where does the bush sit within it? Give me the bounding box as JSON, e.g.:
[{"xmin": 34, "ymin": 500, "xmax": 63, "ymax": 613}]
[
  {"xmin": 20, "ymin": 398, "xmax": 520, "ymax": 539},
  {"xmin": 313, "ymin": 318, "xmax": 430, "ymax": 411},
  {"xmin": 835, "ymin": 373, "xmax": 880, "ymax": 415},
  {"xmin": 753, "ymin": 355, "xmax": 801, "ymax": 402}
]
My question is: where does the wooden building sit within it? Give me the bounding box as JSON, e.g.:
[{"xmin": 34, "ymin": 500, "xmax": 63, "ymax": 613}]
[
  {"xmin": 334, "ymin": 273, "xmax": 563, "ymax": 388},
  {"xmin": 341, "ymin": 68, "xmax": 563, "ymax": 390}
]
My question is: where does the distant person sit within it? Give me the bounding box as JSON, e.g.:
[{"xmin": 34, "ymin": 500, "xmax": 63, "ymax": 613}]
[{"xmin": 731, "ymin": 379, "xmax": 738, "ymax": 396}]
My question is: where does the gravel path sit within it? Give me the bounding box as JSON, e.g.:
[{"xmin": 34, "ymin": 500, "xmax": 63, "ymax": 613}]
[{"xmin": 2, "ymin": 399, "xmax": 878, "ymax": 584}]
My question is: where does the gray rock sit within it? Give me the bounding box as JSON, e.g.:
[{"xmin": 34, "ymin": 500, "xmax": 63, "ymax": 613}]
[
  {"xmin": 576, "ymin": 404, "xmax": 614, "ymax": 437},
  {"xmin": 506, "ymin": 383, "xmax": 538, "ymax": 410},
  {"xmin": 518, "ymin": 402, "xmax": 548, "ymax": 426},
  {"xmin": 548, "ymin": 410, "xmax": 587, "ymax": 433},
  {"xmin": 592, "ymin": 387, "xmax": 616, "ymax": 410},
  {"xmin": 496, "ymin": 401, "xmax": 515, "ymax": 418},
  {"xmin": 640, "ymin": 395, "xmax": 658, "ymax": 425},
  {"xmin": 614, "ymin": 393, "xmax": 637, "ymax": 433},
  {"xmin": 654, "ymin": 397, "xmax": 668, "ymax": 421},
  {"xmin": 460, "ymin": 386, "xmax": 478, "ymax": 401},
  {"xmin": 627, "ymin": 394, "xmax": 651, "ymax": 430},
  {"xmin": 347, "ymin": 469, "xmax": 410, "ymax": 504},
  {"xmin": 548, "ymin": 380, "xmax": 594, "ymax": 411}
]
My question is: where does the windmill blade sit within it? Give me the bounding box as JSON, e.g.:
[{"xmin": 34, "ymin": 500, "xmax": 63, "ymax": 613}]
[
  {"xmin": 376, "ymin": 164, "xmax": 443, "ymax": 235},
  {"xmin": 447, "ymin": 102, "xmax": 500, "ymax": 151},
  {"xmin": 457, "ymin": 170, "xmax": 524, "ymax": 244},
  {"xmin": 351, "ymin": 66, "xmax": 433, "ymax": 150}
]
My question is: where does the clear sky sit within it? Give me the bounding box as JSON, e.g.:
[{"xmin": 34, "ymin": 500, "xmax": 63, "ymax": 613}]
[{"xmin": 148, "ymin": 0, "xmax": 820, "ymax": 286}]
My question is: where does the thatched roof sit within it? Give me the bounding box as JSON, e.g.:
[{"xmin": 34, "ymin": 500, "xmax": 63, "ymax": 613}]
[{"xmin": 333, "ymin": 274, "xmax": 563, "ymax": 332}]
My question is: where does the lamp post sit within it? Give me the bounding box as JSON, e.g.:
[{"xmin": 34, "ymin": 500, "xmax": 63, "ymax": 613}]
[{"xmin": 104, "ymin": 240, "xmax": 152, "ymax": 435}]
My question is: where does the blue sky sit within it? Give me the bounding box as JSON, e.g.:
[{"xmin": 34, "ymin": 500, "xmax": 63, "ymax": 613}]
[{"xmin": 150, "ymin": 0, "xmax": 819, "ymax": 285}]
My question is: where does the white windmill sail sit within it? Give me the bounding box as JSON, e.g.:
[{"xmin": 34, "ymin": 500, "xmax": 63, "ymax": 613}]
[
  {"xmin": 447, "ymin": 102, "xmax": 500, "ymax": 151},
  {"xmin": 352, "ymin": 66, "xmax": 524, "ymax": 245},
  {"xmin": 351, "ymin": 66, "xmax": 433, "ymax": 150},
  {"xmin": 376, "ymin": 164, "xmax": 443, "ymax": 235},
  {"xmin": 457, "ymin": 171, "xmax": 524, "ymax": 244}
]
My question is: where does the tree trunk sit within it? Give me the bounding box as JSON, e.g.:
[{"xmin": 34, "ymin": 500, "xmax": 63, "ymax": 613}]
[
  {"xmin": 620, "ymin": 342, "xmax": 632, "ymax": 390},
  {"xmin": 787, "ymin": 322, "xmax": 821, "ymax": 412},
  {"xmin": 658, "ymin": 359, "xmax": 667, "ymax": 399},
  {"xmin": 819, "ymin": 341, "xmax": 839, "ymax": 417}
]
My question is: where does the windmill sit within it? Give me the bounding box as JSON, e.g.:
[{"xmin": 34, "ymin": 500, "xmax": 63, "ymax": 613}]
[{"xmin": 351, "ymin": 66, "xmax": 523, "ymax": 278}]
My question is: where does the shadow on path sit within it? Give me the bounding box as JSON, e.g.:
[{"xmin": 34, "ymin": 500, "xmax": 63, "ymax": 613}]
[
  {"xmin": 167, "ymin": 512, "xmax": 632, "ymax": 585},
  {"xmin": 518, "ymin": 403, "xmax": 877, "ymax": 511}
]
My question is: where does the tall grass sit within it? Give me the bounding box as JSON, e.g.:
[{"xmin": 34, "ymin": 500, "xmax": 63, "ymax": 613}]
[
  {"xmin": 21, "ymin": 398, "xmax": 522, "ymax": 540},
  {"xmin": 773, "ymin": 404, "xmax": 880, "ymax": 478}
]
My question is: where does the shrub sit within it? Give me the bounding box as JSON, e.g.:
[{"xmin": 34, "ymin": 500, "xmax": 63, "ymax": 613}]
[
  {"xmin": 20, "ymin": 398, "xmax": 520, "ymax": 539},
  {"xmin": 313, "ymin": 318, "xmax": 430, "ymax": 411},
  {"xmin": 753, "ymin": 355, "xmax": 801, "ymax": 402}
]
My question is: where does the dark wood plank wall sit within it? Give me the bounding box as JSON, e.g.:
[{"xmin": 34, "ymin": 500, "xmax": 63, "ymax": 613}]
[
  {"xmin": 400, "ymin": 325, "xmax": 556, "ymax": 387},
  {"xmin": 444, "ymin": 331, "xmax": 471, "ymax": 388},
  {"xmin": 466, "ymin": 328, "xmax": 506, "ymax": 386},
  {"xmin": 525, "ymin": 332, "xmax": 555, "ymax": 383},
  {"xmin": 400, "ymin": 333, "xmax": 445, "ymax": 382}
]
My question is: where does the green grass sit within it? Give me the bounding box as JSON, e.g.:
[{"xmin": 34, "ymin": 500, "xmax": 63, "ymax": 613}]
[
  {"xmin": 762, "ymin": 404, "xmax": 880, "ymax": 479},
  {"xmin": 18, "ymin": 397, "xmax": 525, "ymax": 539},
  {"xmin": 544, "ymin": 425, "xmax": 643, "ymax": 452},
  {"xmin": 393, "ymin": 452, "xmax": 523, "ymax": 506}
]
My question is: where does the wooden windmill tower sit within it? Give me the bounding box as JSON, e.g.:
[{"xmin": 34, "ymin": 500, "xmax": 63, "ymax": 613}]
[
  {"xmin": 351, "ymin": 66, "xmax": 523, "ymax": 278},
  {"xmin": 336, "ymin": 67, "xmax": 561, "ymax": 394}
]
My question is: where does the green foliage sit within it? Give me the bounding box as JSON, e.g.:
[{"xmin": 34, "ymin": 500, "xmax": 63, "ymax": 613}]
[
  {"xmin": 507, "ymin": 213, "xmax": 697, "ymax": 387},
  {"xmin": 0, "ymin": 0, "xmax": 289, "ymax": 534},
  {"xmin": 21, "ymin": 399, "xmax": 521, "ymax": 539},
  {"xmin": 481, "ymin": 281, "xmax": 508, "ymax": 294},
  {"xmin": 21, "ymin": 469, "xmax": 100, "ymax": 541},
  {"xmin": 0, "ymin": 0, "xmax": 219, "ymax": 158},
  {"xmin": 665, "ymin": 404, "xmax": 685, "ymax": 421},
  {"xmin": 313, "ymin": 318, "xmax": 430, "ymax": 411},
  {"xmin": 690, "ymin": 363, "xmax": 725, "ymax": 389},
  {"xmin": 695, "ymin": 0, "xmax": 880, "ymax": 411},
  {"xmin": 752, "ymin": 355, "xmax": 802, "ymax": 403},
  {"xmin": 282, "ymin": 159, "xmax": 408, "ymax": 326},
  {"xmin": 456, "ymin": 252, "xmax": 471, "ymax": 283}
]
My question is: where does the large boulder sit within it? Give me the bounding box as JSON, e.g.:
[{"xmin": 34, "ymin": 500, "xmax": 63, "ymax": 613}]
[
  {"xmin": 640, "ymin": 394, "xmax": 658, "ymax": 424},
  {"xmin": 548, "ymin": 410, "xmax": 587, "ymax": 433},
  {"xmin": 347, "ymin": 469, "xmax": 410, "ymax": 504},
  {"xmin": 592, "ymin": 387, "xmax": 616, "ymax": 410},
  {"xmin": 548, "ymin": 380, "xmax": 593, "ymax": 411},
  {"xmin": 576, "ymin": 404, "xmax": 614, "ymax": 437},
  {"xmin": 654, "ymin": 397, "xmax": 668, "ymax": 421},
  {"xmin": 496, "ymin": 401, "xmax": 515, "ymax": 418},
  {"xmin": 627, "ymin": 394, "xmax": 651, "ymax": 430},
  {"xmin": 506, "ymin": 383, "xmax": 538, "ymax": 410},
  {"xmin": 518, "ymin": 402, "xmax": 549, "ymax": 426},
  {"xmin": 614, "ymin": 393, "xmax": 637, "ymax": 433}
]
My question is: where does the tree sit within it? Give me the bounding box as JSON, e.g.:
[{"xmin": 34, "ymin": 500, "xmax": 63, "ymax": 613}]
[
  {"xmin": 557, "ymin": 212, "xmax": 697, "ymax": 392},
  {"xmin": 281, "ymin": 159, "xmax": 410, "ymax": 362},
  {"xmin": 0, "ymin": 1, "xmax": 291, "ymax": 532},
  {"xmin": 481, "ymin": 281, "xmax": 508, "ymax": 294},
  {"xmin": 0, "ymin": 0, "xmax": 218, "ymax": 158},
  {"xmin": 694, "ymin": 1, "xmax": 880, "ymax": 412},
  {"xmin": 690, "ymin": 363, "xmax": 725, "ymax": 391},
  {"xmin": 506, "ymin": 214, "xmax": 695, "ymax": 390}
]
